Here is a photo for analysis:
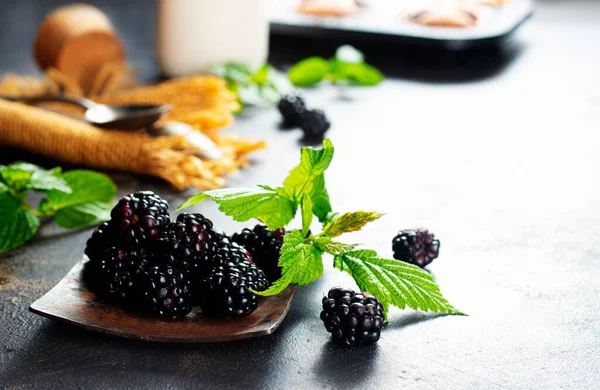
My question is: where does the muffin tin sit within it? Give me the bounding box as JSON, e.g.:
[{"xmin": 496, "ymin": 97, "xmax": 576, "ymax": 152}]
[{"xmin": 270, "ymin": 0, "xmax": 533, "ymax": 49}]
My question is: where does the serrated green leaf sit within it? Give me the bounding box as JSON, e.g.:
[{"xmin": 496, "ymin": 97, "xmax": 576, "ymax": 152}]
[
  {"xmin": 0, "ymin": 193, "xmax": 40, "ymax": 253},
  {"xmin": 1, "ymin": 162, "xmax": 71, "ymax": 193},
  {"xmin": 283, "ymin": 138, "xmax": 334, "ymax": 202},
  {"xmin": 254, "ymin": 230, "xmax": 323, "ymax": 296},
  {"xmin": 1, "ymin": 167, "xmax": 33, "ymax": 191},
  {"xmin": 288, "ymin": 57, "xmax": 331, "ymax": 87},
  {"xmin": 0, "ymin": 181, "xmax": 7, "ymax": 195},
  {"xmin": 42, "ymin": 171, "xmax": 115, "ymax": 228},
  {"xmin": 313, "ymin": 237, "xmax": 358, "ymax": 254},
  {"xmin": 323, "ymin": 211, "xmax": 383, "ymax": 237},
  {"xmin": 311, "ymin": 174, "xmax": 331, "ymax": 222},
  {"xmin": 301, "ymin": 193, "xmax": 313, "ymax": 236},
  {"xmin": 28, "ymin": 172, "xmax": 71, "ymax": 193},
  {"xmin": 334, "ymin": 250, "xmax": 465, "ymax": 315},
  {"xmin": 177, "ymin": 187, "xmax": 296, "ymax": 230}
]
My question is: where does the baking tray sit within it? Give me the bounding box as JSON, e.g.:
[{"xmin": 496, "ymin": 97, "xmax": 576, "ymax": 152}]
[{"xmin": 270, "ymin": 0, "xmax": 533, "ymax": 49}]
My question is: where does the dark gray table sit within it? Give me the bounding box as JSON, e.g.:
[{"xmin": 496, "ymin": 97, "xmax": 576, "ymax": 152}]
[{"xmin": 1, "ymin": 1, "xmax": 599, "ymax": 389}]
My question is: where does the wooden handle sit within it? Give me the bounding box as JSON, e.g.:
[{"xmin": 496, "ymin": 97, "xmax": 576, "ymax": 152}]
[{"xmin": 34, "ymin": 3, "xmax": 125, "ymax": 94}]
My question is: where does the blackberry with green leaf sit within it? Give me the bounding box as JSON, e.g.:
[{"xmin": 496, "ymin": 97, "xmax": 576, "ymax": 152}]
[
  {"xmin": 278, "ymin": 92, "xmax": 307, "ymax": 126},
  {"xmin": 198, "ymin": 242, "xmax": 269, "ymax": 317},
  {"xmin": 231, "ymin": 224, "xmax": 285, "ymax": 282},
  {"xmin": 135, "ymin": 265, "xmax": 192, "ymax": 317},
  {"xmin": 300, "ymin": 109, "xmax": 330, "ymax": 139},
  {"xmin": 392, "ymin": 228, "xmax": 440, "ymax": 268},
  {"xmin": 85, "ymin": 191, "xmax": 170, "ymax": 261},
  {"xmin": 320, "ymin": 287, "xmax": 385, "ymax": 346}
]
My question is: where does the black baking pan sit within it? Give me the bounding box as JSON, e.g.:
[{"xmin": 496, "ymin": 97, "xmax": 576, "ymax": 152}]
[{"xmin": 269, "ymin": 0, "xmax": 533, "ymax": 49}]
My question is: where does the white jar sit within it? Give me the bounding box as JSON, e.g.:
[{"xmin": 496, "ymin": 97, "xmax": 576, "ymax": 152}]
[{"xmin": 156, "ymin": 0, "xmax": 269, "ymax": 77}]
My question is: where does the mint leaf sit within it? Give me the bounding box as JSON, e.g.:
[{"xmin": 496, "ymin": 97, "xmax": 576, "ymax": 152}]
[
  {"xmin": 43, "ymin": 171, "xmax": 116, "ymax": 228},
  {"xmin": 346, "ymin": 63, "xmax": 384, "ymax": 86},
  {"xmin": 313, "ymin": 237, "xmax": 357, "ymax": 254},
  {"xmin": 0, "ymin": 193, "xmax": 40, "ymax": 253},
  {"xmin": 178, "ymin": 187, "xmax": 296, "ymax": 230},
  {"xmin": 334, "ymin": 250, "xmax": 464, "ymax": 315},
  {"xmin": 283, "ymin": 138, "xmax": 334, "ymax": 202},
  {"xmin": 1, "ymin": 167, "xmax": 33, "ymax": 191},
  {"xmin": 301, "ymin": 193, "xmax": 313, "ymax": 236},
  {"xmin": 28, "ymin": 171, "xmax": 71, "ymax": 193},
  {"xmin": 1, "ymin": 162, "xmax": 71, "ymax": 193},
  {"xmin": 323, "ymin": 211, "xmax": 383, "ymax": 237},
  {"xmin": 254, "ymin": 230, "xmax": 323, "ymax": 296},
  {"xmin": 288, "ymin": 57, "xmax": 331, "ymax": 87}
]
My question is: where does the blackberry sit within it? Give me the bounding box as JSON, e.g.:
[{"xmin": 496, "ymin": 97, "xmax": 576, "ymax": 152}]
[
  {"xmin": 83, "ymin": 247, "xmax": 148, "ymax": 303},
  {"xmin": 135, "ymin": 265, "xmax": 192, "ymax": 317},
  {"xmin": 278, "ymin": 92, "xmax": 307, "ymax": 126},
  {"xmin": 320, "ymin": 287, "xmax": 385, "ymax": 346},
  {"xmin": 231, "ymin": 224, "xmax": 285, "ymax": 282},
  {"xmin": 85, "ymin": 191, "xmax": 170, "ymax": 261},
  {"xmin": 392, "ymin": 228, "xmax": 440, "ymax": 268},
  {"xmin": 300, "ymin": 109, "xmax": 330, "ymax": 139},
  {"xmin": 198, "ymin": 242, "xmax": 269, "ymax": 317},
  {"xmin": 157, "ymin": 213, "xmax": 219, "ymax": 276}
]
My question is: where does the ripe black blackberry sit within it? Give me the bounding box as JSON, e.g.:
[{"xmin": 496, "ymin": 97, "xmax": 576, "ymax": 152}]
[
  {"xmin": 300, "ymin": 109, "xmax": 330, "ymax": 139},
  {"xmin": 320, "ymin": 287, "xmax": 385, "ymax": 346},
  {"xmin": 157, "ymin": 213, "xmax": 219, "ymax": 275},
  {"xmin": 135, "ymin": 265, "xmax": 192, "ymax": 317},
  {"xmin": 231, "ymin": 224, "xmax": 285, "ymax": 282},
  {"xmin": 392, "ymin": 228, "xmax": 440, "ymax": 268},
  {"xmin": 198, "ymin": 242, "xmax": 269, "ymax": 317},
  {"xmin": 278, "ymin": 92, "xmax": 307, "ymax": 126},
  {"xmin": 85, "ymin": 191, "xmax": 170, "ymax": 261}
]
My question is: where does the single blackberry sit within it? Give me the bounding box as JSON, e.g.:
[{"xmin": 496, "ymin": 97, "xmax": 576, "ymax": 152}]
[
  {"xmin": 231, "ymin": 224, "xmax": 285, "ymax": 282},
  {"xmin": 135, "ymin": 265, "xmax": 192, "ymax": 317},
  {"xmin": 214, "ymin": 230, "xmax": 232, "ymax": 247},
  {"xmin": 392, "ymin": 228, "xmax": 440, "ymax": 268},
  {"xmin": 320, "ymin": 287, "xmax": 385, "ymax": 346},
  {"xmin": 300, "ymin": 109, "xmax": 330, "ymax": 139},
  {"xmin": 83, "ymin": 247, "xmax": 148, "ymax": 303},
  {"xmin": 85, "ymin": 191, "xmax": 170, "ymax": 261},
  {"xmin": 157, "ymin": 213, "xmax": 219, "ymax": 276},
  {"xmin": 278, "ymin": 92, "xmax": 307, "ymax": 126},
  {"xmin": 198, "ymin": 242, "xmax": 269, "ymax": 317}
]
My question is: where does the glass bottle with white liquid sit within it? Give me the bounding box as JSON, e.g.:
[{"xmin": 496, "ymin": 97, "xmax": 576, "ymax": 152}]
[{"xmin": 156, "ymin": 0, "xmax": 269, "ymax": 77}]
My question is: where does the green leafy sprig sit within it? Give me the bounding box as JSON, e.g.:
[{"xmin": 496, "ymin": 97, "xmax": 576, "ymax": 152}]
[
  {"xmin": 288, "ymin": 45, "xmax": 384, "ymax": 87},
  {"xmin": 0, "ymin": 162, "xmax": 116, "ymax": 253},
  {"xmin": 178, "ymin": 140, "xmax": 464, "ymax": 317}
]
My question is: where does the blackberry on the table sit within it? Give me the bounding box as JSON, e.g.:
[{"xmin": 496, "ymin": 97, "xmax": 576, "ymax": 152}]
[
  {"xmin": 85, "ymin": 191, "xmax": 170, "ymax": 261},
  {"xmin": 135, "ymin": 265, "xmax": 193, "ymax": 317},
  {"xmin": 300, "ymin": 109, "xmax": 330, "ymax": 139},
  {"xmin": 198, "ymin": 242, "xmax": 269, "ymax": 317},
  {"xmin": 278, "ymin": 92, "xmax": 307, "ymax": 126},
  {"xmin": 392, "ymin": 228, "xmax": 440, "ymax": 268},
  {"xmin": 231, "ymin": 224, "xmax": 285, "ymax": 282},
  {"xmin": 320, "ymin": 287, "xmax": 385, "ymax": 346}
]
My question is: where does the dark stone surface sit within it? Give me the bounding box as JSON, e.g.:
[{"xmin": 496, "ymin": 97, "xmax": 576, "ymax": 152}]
[{"xmin": 1, "ymin": 1, "xmax": 600, "ymax": 389}]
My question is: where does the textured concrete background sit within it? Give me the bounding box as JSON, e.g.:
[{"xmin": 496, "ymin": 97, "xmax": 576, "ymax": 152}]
[{"xmin": 1, "ymin": 0, "xmax": 599, "ymax": 388}]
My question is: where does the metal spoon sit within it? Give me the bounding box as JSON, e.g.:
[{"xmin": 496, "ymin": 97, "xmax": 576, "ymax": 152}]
[{"xmin": 0, "ymin": 94, "xmax": 171, "ymax": 131}]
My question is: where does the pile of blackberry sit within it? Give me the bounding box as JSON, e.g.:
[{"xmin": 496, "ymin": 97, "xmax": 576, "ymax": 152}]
[
  {"xmin": 83, "ymin": 191, "xmax": 270, "ymax": 318},
  {"xmin": 278, "ymin": 92, "xmax": 330, "ymax": 139},
  {"xmin": 392, "ymin": 228, "xmax": 440, "ymax": 268},
  {"xmin": 320, "ymin": 287, "xmax": 385, "ymax": 346}
]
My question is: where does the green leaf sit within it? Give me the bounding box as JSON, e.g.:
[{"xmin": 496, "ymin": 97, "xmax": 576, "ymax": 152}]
[
  {"xmin": 311, "ymin": 174, "xmax": 331, "ymax": 222},
  {"xmin": 313, "ymin": 237, "xmax": 358, "ymax": 254},
  {"xmin": 43, "ymin": 170, "xmax": 116, "ymax": 228},
  {"xmin": 28, "ymin": 172, "xmax": 71, "ymax": 193},
  {"xmin": 323, "ymin": 211, "xmax": 383, "ymax": 237},
  {"xmin": 177, "ymin": 187, "xmax": 296, "ymax": 230},
  {"xmin": 301, "ymin": 193, "xmax": 313, "ymax": 236},
  {"xmin": 0, "ymin": 193, "xmax": 40, "ymax": 253},
  {"xmin": 251, "ymin": 64, "xmax": 270, "ymax": 85},
  {"xmin": 1, "ymin": 162, "xmax": 71, "ymax": 193},
  {"xmin": 0, "ymin": 181, "xmax": 7, "ymax": 195},
  {"xmin": 254, "ymin": 230, "xmax": 323, "ymax": 296},
  {"xmin": 347, "ymin": 63, "xmax": 384, "ymax": 86},
  {"xmin": 335, "ymin": 45, "xmax": 364, "ymax": 64},
  {"xmin": 288, "ymin": 57, "xmax": 331, "ymax": 87},
  {"xmin": 1, "ymin": 167, "xmax": 33, "ymax": 191},
  {"xmin": 282, "ymin": 138, "xmax": 334, "ymax": 201},
  {"xmin": 334, "ymin": 250, "xmax": 465, "ymax": 315}
]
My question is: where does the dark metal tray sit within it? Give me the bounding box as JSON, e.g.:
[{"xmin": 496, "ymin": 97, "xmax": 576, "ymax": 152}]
[{"xmin": 270, "ymin": 0, "xmax": 533, "ymax": 48}]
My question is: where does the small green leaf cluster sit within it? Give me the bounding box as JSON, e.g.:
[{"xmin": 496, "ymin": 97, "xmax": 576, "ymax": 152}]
[
  {"xmin": 0, "ymin": 162, "xmax": 117, "ymax": 253},
  {"xmin": 178, "ymin": 139, "xmax": 464, "ymax": 318},
  {"xmin": 288, "ymin": 45, "xmax": 384, "ymax": 87},
  {"xmin": 210, "ymin": 62, "xmax": 292, "ymax": 111}
]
